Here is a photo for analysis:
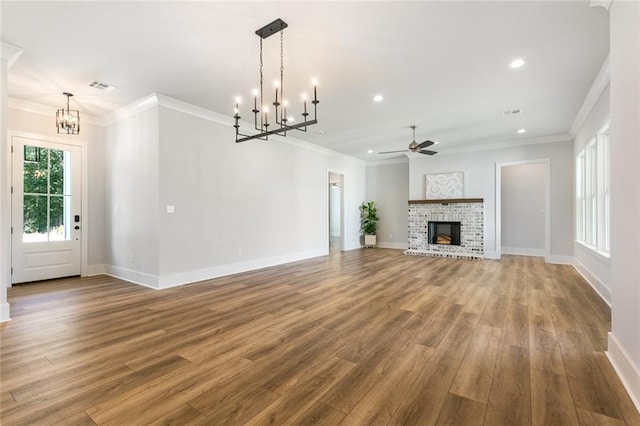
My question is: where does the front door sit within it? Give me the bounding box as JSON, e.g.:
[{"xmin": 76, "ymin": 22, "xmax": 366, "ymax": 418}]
[{"xmin": 11, "ymin": 136, "xmax": 82, "ymax": 283}]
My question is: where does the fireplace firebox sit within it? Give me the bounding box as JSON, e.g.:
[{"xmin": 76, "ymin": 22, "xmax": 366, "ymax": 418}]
[{"xmin": 428, "ymin": 221, "xmax": 461, "ymax": 246}]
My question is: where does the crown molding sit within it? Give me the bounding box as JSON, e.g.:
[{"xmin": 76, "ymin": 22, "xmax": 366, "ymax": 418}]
[
  {"xmin": 569, "ymin": 55, "xmax": 610, "ymax": 137},
  {"xmin": 366, "ymin": 155, "xmax": 409, "ymax": 167},
  {"xmin": 1, "ymin": 42, "xmax": 23, "ymax": 68},
  {"xmin": 100, "ymin": 93, "xmax": 159, "ymax": 126},
  {"xmin": 430, "ymin": 133, "xmax": 572, "ymax": 157},
  {"xmin": 590, "ymin": 0, "xmax": 612, "ymax": 11}
]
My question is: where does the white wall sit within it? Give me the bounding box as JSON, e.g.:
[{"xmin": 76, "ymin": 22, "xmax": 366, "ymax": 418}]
[
  {"xmin": 409, "ymin": 141, "xmax": 573, "ymax": 261},
  {"xmin": 501, "ymin": 163, "xmax": 545, "ymax": 255},
  {"xmin": 366, "ymin": 160, "xmax": 409, "ymax": 249},
  {"xmin": 608, "ymin": 0, "xmax": 640, "ymax": 411},
  {"xmin": 156, "ymin": 101, "xmax": 365, "ymax": 286},
  {"xmin": 104, "ymin": 104, "xmax": 160, "ymax": 286},
  {"xmin": 573, "ymin": 83, "xmax": 611, "ymax": 303}
]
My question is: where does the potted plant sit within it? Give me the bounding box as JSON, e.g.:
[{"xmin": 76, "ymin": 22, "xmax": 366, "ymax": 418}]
[{"xmin": 359, "ymin": 201, "xmax": 379, "ymax": 247}]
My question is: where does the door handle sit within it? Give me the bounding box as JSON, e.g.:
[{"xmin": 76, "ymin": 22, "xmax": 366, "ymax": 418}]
[{"xmin": 74, "ymin": 226, "xmax": 80, "ymax": 230}]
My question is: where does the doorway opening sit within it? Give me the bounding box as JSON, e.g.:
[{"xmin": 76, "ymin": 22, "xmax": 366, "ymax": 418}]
[
  {"xmin": 328, "ymin": 172, "xmax": 344, "ymax": 252},
  {"xmin": 495, "ymin": 159, "xmax": 550, "ymax": 261}
]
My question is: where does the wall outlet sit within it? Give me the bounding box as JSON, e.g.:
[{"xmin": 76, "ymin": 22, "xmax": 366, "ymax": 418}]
[
  {"xmin": 238, "ymin": 249, "xmax": 243, "ymax": 256},
  {"xmin": 167, "ymin": 205, "xmax": 175, "ymax": 214},
  {"xmin": 389, "ymin": 233, "xmax": 393, "ymax": 240},
  {"xmin": 129, "ymin": 255, "xmax": 135, "ymax": 263}
]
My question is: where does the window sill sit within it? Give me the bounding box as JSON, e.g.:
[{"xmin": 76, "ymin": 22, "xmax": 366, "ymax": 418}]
[{"xmin": 575, "ymin": 240, "xmax": 611, "ymax": 264}]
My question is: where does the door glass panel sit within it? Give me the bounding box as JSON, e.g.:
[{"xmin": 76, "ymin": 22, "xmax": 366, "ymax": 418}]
[
  {"xmin": 48, "ymin": 196, "xmax": 69, "ymax": 241},
  {"xmin": 49, "ymin": 149, "xmax": 65, "ymax": 195},
  {"xmin": 23, "ymin": 147, "xmax": 48, "ymax": 194},
  {"xmin": 22, "ymin": 146, "xmax": 73, "ymax": 243},
  {"xmin": 23, "ymin": 194, "xmax": 49, "ymax": 242}
]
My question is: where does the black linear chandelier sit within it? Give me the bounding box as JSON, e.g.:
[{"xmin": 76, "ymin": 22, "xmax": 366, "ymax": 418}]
[
  {"xmin": 56, "ymin": 92, "xmax": 80, "ymax": 135},
  {"xmin": 234, "ymin": 18, "xmax": 319, "ymax": 143}
]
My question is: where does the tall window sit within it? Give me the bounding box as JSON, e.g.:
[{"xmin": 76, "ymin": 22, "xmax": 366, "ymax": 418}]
[{"xmin": 575, "ymin": 121, "xmax": 610, "ymax": 255}]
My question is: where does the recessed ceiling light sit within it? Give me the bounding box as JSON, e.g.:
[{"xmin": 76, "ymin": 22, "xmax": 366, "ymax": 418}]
[
  {"xmin": 517, "ymin": 129, "xmax": 527, "ymax": 134},
  {"xmin": 510, "ymin": 58, "xmax": 526, "ymax": 69},
  {"xmin": 373, "ymin": 94, "xmax": 384, "ymax": 102},
  {"xmin": 368, "ymin": 149, "xmax": 373, "ymax": 154}
]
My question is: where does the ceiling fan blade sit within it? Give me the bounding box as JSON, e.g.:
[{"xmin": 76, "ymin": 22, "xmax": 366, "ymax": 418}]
[
  {"xmin": 417, "ymin": 140, "xmax": 435, "ymax": 149},
  {"xmin": 378, "ymin": 150, "xmax": 409, "ymax": 154},
  {"xmin": 418, "ymin": 149, "xmax": 438, "ymax": 156}
]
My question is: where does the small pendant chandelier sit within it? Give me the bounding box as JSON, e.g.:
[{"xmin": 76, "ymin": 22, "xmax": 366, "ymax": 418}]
[
  {"xmin": 56, "ymin": 92, "xmax": 80, "ymax": 135},
  {"xmin": 234, "ymin": 18, "xmax": 319, "ymax": 143}
]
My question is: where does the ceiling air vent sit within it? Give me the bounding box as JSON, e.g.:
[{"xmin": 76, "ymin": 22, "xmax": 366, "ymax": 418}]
[
  {"xmin": 88, "ymin": 80, "xmax": 116, "ymax": 91},
  {"xmin": 502, "ymin": 108, "xmax": 522, "ymax": 117}
]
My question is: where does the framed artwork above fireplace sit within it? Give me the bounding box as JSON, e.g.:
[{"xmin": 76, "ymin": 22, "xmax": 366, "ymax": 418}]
[{"xmin": 425, "ymin": 171, "xmax": 464, "ymax": 199}]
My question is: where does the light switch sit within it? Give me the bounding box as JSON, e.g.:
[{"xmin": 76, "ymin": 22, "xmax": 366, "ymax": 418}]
[{"xmin": 167, "ymin": 205, "xmax": 175, "ymax": 214}]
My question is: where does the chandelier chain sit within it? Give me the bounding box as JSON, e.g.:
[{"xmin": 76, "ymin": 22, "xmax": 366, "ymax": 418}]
[
  {"xmin": 280, "ymin": 30, "xmax": 284, "ymax": 106},
  {"xmin": 259, "ymin": 37, "xmax": 264, "ymax": 128}
]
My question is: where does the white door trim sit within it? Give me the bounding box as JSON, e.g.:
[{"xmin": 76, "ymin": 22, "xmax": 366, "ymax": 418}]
[
  {"xmin": 327, "ymin": 169, "xmax": 345, "ymax": 252},
  {"xmin": 9, "ymin": 131, "xmax": 89, "ymax": 283},
  {"xmin": 495, "ymin": 159, "xmax": 551, "ymax": 262}
]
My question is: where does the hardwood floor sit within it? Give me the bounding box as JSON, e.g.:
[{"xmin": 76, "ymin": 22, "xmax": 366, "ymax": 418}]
[{"xmin": 1, "ymin": 249, "xmax": 639, "ymax": 425}]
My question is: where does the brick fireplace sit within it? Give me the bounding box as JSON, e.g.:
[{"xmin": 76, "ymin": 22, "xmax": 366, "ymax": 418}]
[{"xmin": 406, "ymin": 198, "xmax": 484, "ymax": 259}]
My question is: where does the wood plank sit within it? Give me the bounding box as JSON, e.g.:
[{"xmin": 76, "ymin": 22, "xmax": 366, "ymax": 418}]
[
  {"xmin": 484, "ymin": 345, "xmax": 532, "ymax": 425},
  {"xmin": 291, "ymin": 402, "xmax": 346, "ymax": 426},
  {"xmin": 450, "ymin": 325, "xmax": 502, "ymax": 403},
  {"xmin": 390, "ymin": 363, "xmax": 458, "ymax": 425},
  {"xmin": 434, "ymin": 393, "xmax": 486, "ymax": 425},
  {"xmin": 594, "ymin": 352, "xmax": 640, "ymax": 425},
  {"xmin": 244, "ymin": 356, "xmax": 355, "ymax": 425},
  {"xmin": 342, "ymin": 344, "xmax": 433, "ymax": 424},
  {"xmin": 530, "ymin": 369, "xmax": 579, "ymax": 426}
]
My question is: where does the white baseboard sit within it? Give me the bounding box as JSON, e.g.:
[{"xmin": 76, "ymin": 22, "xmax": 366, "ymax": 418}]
[
  {"xmin": 484, "ymin": 251, "xmax": 500, "ymax": 260},
  {"xmin": 606, "ymin": 333, "xmax": 640, "ymax": 413},
  {"xmin": 83, "ymin": 264, "xmax": 107, "ymax": 276},
  {"xmin": 157, "ymin": 248, "xmax": 328, "ymax": 289},
  {"xmin": 501, "ymin": 247, "xmax": 545, "ymax": 257},
  {"xmin": 104, "ymin": 265, "xmax": 160, "ymax": 289},
  {"xmin": 546, "ymin": 255, "xmax": 574, "ymax": 265},
  {"xmin": 376, "ymin": 242, "xmax": 408, "ymax": 250},
  {"xmin": 572, "ymin": 258, "xmax": 611, "ymax": 305},
  {"xmin": 0, "ymin": 302, "xmax": 11, "ymax": 323}
]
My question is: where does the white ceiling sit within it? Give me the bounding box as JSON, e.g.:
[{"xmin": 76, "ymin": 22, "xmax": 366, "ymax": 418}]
[{"xmin": 1, "ymin": 1, "xmax": 609, "ymax": 161}]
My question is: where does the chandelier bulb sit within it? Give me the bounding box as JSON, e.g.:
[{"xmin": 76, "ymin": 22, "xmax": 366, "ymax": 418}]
[
  {"xmin": 252, "ymin": 89, "xmax": 259, "ymax": 97},
  {"xmin": 274, "ymin": 80, "xmax": 280, "ymax": 88},
  {"xmin": 312, "ymin": 78, "xmax": 318, "ymax": 86},
  {"xmin": 235, "ymin": 96, "xmax": 242, "ymax": 104}
]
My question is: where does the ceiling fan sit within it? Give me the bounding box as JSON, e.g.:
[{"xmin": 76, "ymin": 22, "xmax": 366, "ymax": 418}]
[{"xmin": 378, "ymin": 125, "xmax": 438, "ymax": 156}]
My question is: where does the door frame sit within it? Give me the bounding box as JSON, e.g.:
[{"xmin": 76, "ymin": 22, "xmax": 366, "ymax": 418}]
[
  {"xmin": 495, "ymin": 159, "xmax": 550, "ymax": 262},
  {"xmin": 8, "ymin": 131, "xmax": 88, "ymax": 285},
  {"xmin": 327, "ymin": 170, "xmax": 345, "ymax": 252}
]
